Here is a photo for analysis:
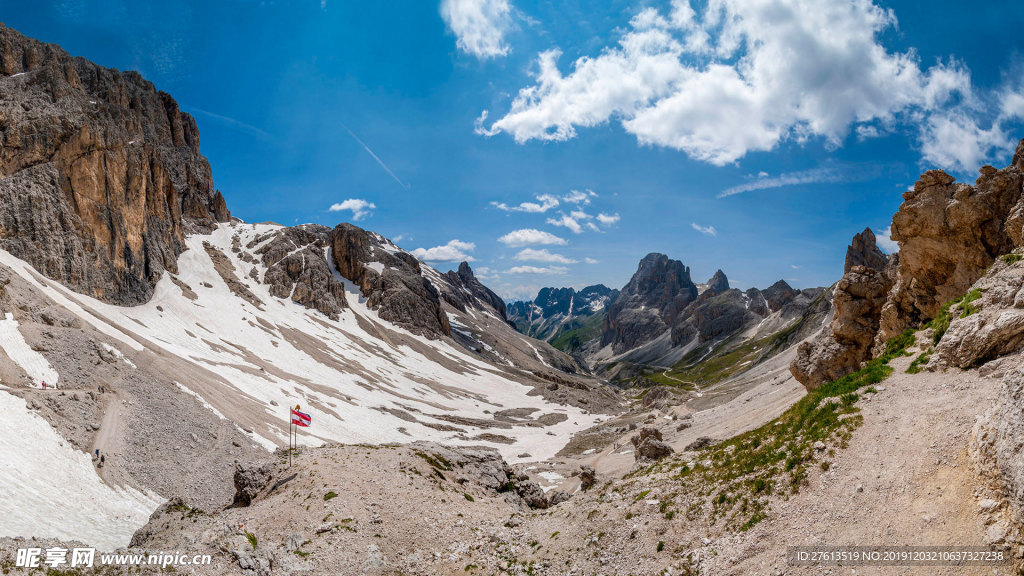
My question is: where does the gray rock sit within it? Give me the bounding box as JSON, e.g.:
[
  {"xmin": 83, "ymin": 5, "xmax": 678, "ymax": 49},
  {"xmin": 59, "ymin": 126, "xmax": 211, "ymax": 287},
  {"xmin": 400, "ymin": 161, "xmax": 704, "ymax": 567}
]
[
  {"xmin": 631, "ymin": 427, "xmax": 674, "ymax": 461},
  {"xmin": 233, "ymin": 461, "xmax": 273, "ymax": 507},
  {"xmin": 579, "ymin": 465, "xmax": 596, "ymax": 490}
]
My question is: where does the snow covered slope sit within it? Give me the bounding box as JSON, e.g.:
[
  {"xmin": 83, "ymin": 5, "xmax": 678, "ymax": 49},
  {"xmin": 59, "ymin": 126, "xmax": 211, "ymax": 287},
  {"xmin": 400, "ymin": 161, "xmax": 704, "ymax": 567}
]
[{"xmin": 0, "ymin": 223, "xmax": 603, "ymax": 460}]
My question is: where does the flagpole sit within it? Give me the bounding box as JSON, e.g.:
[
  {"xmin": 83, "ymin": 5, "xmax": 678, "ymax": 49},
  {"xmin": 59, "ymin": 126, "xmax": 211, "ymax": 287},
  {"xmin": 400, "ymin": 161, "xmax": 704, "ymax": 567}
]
[{"xmin": 288, "ymin": 405, "xmax": 292, "ymax": 469}]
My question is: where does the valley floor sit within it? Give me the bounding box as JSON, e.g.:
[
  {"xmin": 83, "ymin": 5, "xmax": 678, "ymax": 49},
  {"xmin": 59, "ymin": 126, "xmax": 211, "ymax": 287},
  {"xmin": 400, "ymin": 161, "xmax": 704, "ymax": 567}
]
[{"xmin": 3, "ymin": 336, "xmax": 1011, "ymax": 575}]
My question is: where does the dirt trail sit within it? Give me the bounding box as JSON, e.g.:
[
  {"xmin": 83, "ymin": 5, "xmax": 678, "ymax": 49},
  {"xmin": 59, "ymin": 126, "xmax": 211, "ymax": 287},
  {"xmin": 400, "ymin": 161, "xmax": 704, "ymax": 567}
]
[
  {"xmin": 90, "ymin": 392, "xmax": 122, "ymax": 484},
  {"xmin": 716, "ymin": 349, "xmax": 1010, "ymax": 575}
]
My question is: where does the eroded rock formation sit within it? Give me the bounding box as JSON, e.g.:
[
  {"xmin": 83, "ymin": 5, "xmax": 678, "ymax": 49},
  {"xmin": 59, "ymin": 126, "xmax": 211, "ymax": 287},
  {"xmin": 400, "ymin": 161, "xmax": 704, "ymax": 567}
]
[
  {"xmin": 601, "ymin": 253, "xmax": 698, "ymax": 352},
  {"xmin": 0, "ymin": 25, "xmax": 229, "ymax": 305}
]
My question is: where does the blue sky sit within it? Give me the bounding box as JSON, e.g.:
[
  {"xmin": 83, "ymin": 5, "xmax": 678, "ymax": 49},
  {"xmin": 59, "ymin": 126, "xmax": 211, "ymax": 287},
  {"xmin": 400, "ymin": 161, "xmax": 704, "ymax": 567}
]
[{"xmin": 3, "ymin": 1, "xmax": 1023, "ymax": 300}]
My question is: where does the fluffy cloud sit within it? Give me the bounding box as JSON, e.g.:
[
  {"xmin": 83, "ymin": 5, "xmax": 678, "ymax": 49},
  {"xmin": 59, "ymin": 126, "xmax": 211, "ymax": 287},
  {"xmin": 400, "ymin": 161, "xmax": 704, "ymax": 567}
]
[
  {"xmin": 876, "ymin": 225, "xmax": 899, "ymax": 253},
  {"xmin": 491, "ymin": 189, "xmax": 596, "ymax": 213},
  {"xmin": 329, "ymin": 198, "xmax": 376, "ymax": 221},
  {"xmin": 515, "ymin": 248, "xmax": 577, "ymax": 264},
  {"xmin": 691, "ymin": 222, "xmax": 717, "ymax": 236},
  {"xmin": 440, "ymin": 0, "xmax": 512, "ymax": 59},
  {"xmin": 506, "ymin": 265, "xmax": 569, "ymax": 274},
  {"xmin": 411, "ymin": 239, "xmax": 476, "ymax": 262},
  {"xmin": 491, "ymin": 194, "xmax": 559, "ymax": 213},
  {"xmin": 498, "ymin": 228, "xmax": 567, "ymax": 247},
  {"xmin": 585, "ymin": 257, "xmax": 600, "ymax": 264},
  {"xmin": 478, "ymin": 0, "xmax": 972, "ymax": 166},
  {"xmin": 596, "ymin": 212, "xmax": 620, "ymax": 225}
]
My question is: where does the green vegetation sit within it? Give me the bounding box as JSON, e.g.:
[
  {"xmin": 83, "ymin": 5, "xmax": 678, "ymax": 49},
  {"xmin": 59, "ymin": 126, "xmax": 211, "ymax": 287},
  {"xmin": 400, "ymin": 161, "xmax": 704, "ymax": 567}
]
[
  {"xmin": 549, "ymin": 312, "xmax": 606, "ymax": 353},
  {"xmin": 464, "ymin": 493, "xmax": 475, "ymax": 502},
  {"xmin": 906, "ymin": 349, "xmax": 932, "ymax": 374},
  {"xmin": 1002, "ymin": 253, "xmax": 1023, "ymax": 265},
  {"xmin": 657, "ymin": 541, "xmax": 665, "ymax": 552},
  {"xmin": 928, "ymin": 289, "xmax": 983, "ymax": 344},
  {"xmin": 633, "ymin": 329, "xmax": 915, "ymax": 532},
  {"xmin": 414, "ymin": 450, "xmax": 453, "ymax": 472},
  {"xmin": 245, "ymin": 531, "xmax": 258, "ymax": 551},
  {"xmin": 323, "ymin": 491, "xmax": 338, "ymax": 501}
]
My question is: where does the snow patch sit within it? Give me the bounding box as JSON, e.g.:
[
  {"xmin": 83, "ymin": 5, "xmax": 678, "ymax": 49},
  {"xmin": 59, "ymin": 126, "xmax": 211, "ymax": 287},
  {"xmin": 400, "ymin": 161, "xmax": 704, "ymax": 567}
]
[{"xmin": 0, "ymin": 313, "xmax": 59, "ymax": 387}]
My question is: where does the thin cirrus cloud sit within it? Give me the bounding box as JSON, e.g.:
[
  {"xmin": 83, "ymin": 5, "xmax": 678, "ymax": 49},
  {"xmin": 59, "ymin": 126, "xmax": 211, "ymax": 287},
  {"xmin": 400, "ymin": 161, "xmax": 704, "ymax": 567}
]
[
  {"xmin": 411, "ymin": 239, "xmax": 476, "ymax": 262},
  {"xmin": 497, "ymin": 228, "xmax": 567, "ymax": 247},
  {"xmin": 514, "ymin": 248, "xmax": 577, "ymax": 264},
  {"xmin": 329, "ymin": 198, "xmax": 376, "ymax": 221},
  {"xmin": 506, "ymin": 265, "xmax": 569, "ymax": 274},
  {"xmin": 474, "ymin": 0, "xmax": 1024, "ymax": 171},
  {"xmin": 440, "ymin": 0, "xmax": 512, "ymax": 59},
  {"xmin": 691, "ymin": 222, "xmax": 717, "ymax": 236},
  {"xmin": 718, "ymin": 163, "xmax": 897, "ymax": 198}
]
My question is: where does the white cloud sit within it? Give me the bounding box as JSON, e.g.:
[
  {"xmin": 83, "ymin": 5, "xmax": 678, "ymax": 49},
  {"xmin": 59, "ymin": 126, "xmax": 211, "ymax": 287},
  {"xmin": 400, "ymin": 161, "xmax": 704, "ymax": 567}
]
[
  {"xmin": 596, "ymin": 212, "xmax": 620, "ymax": 225},
  {"xmin": 876, "ymin": 225, "xmax": 899, "ymax": 253},
  {"xmin": 329, "ymin": 198, "xmax": 376, "ymax": 221},
  {"xmin": 474, "ymin": 266, "xmax": 499, "ymax": 280},
  {"xmin": 497, "ymin": 228, "xmax": 568, "ymax": 247},
  {"xmin": 547, "ymin": 209, "xmax": 595, "ymax": 234},
  {"xmin": 918, "ymin": 107, "xmax": 1013, "ymax": 173},
  {"xmin": 506, "ymin": 265, "xmax": 569, "ymax": 274},
  {"xmin": 691, "ymin": 222, "xmax": 717, "ymax": 236},
  {"xmin": 562, "ymin": 189, "xmax": 596, "ymax": 205},
  {"xmin": 585, "ymin": 257, "xmax": 599, "ymax": 264},
  {"xmin": 411, "ymin": 239, "xmax": 476, "ymax": 262},
  {"xmin": 515, "ymin": 248, "xmax": 577, "ymax": 264},
  {"xmin": 478, "ymin": 0, "xmax": 971, "ymax": 166},
  {"xmin": 491, "ymin": 193, "xmax": 559, "ymax": 213},
  {"xmin": 440, "ymin": 0, "xmax": 512, "ymax": 59},
  {"xmin": 718, "ymin": 163, "xmax": 893, "ymax": 198},
  {"xmin": 791, "ymin": 264, "xmax": 800, "ymax": 269}
]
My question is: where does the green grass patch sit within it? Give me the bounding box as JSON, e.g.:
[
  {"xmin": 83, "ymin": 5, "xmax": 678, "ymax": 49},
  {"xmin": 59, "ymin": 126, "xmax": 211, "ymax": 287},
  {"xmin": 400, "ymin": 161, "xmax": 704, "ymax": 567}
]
[
  {"xmin": 906, "ymin": 349, "xmax": 932, "ymax": 374},
  {"xmin": 928, "ymin": 288, "xmax": 983, "ymax": 344},
  {"xmin": 323, "ymin": 491, "xmax": 338, "ymax": 501},
  {"xmin": 1002, "ymin": 253, "xmax": 1023, "ymax": 265},
  {"xmin": 464, "ymin": 493, "xmax": 475, "ymax": 502}
]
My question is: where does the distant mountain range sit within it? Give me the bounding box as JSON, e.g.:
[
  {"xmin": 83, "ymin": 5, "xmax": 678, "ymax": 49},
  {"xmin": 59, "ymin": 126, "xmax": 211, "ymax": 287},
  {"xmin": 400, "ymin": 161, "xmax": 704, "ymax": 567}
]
[{"xmin": 508, "ymin": 253, "xmax": 833, "ymax": 386}]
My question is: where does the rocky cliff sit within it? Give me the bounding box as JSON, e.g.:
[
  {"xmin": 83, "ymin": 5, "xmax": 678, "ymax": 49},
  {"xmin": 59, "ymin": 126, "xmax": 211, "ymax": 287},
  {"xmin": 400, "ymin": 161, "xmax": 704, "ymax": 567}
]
[
  {"xmin": 791, "ymin": 140, "xmax": 1024, "ymax": 389},
  {"xmin": 507, "ymin": 284, "xmax": 617, "ymax": 345},
  {"xmin": 791, "ymin": 228, "xmax": 893, "ymax": 389},
  {"xmin": 601, "ymin": 253, "xmax": 698, "ymax": 353},
  {"xmin": 330, "ymin": 223, "xmax": 451, "ymax": 338},
  {"xmin": 0, "ymin": 25, "xmax": 229, "ymax": 305}
]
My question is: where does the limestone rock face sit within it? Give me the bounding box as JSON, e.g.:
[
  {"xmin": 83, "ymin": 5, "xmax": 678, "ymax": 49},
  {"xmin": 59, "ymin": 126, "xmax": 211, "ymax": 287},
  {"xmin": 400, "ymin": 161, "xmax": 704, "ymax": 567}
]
[
  {"xmin": 933, "ymin": 255, "xmax": 1024, "ymax": 368},
  {"xmin": 330, "ymin": 223, "xmax": 450, "ymax": 338},
  {"xmin": 601, "ymin": 253, "xmax": 698, "ymax": 352},
  {"xmin": 791, "ymin": 230, "xmax": 893, "ymax": 390},
  {"xmin": 879, "ymin": 162, "xmax": 1023, "ymax": 344},
  {"xmin": 442, "ymin": 262, "xmax": 507, "ymax": 320},
  {"xmin": 630, "ymin": 427, "xmax": 674, "ymax": 462},
  {"xmin": 845, "ymin": 227, "xmax": 888, "ymax": 273},
  {"xmin": 0, "ymin": 25, "xmax": 229, "ymax": 305},
  {"xmin": 233, "ymin": 462, "xmax": 274, "ymax": 507},
  {"xmin": 703, "ymin": 269, "xmax": 730, "ymax": 296},
  {"xmin": 254, "ymin": 225, "xmax": 347, "ymax": 319}
]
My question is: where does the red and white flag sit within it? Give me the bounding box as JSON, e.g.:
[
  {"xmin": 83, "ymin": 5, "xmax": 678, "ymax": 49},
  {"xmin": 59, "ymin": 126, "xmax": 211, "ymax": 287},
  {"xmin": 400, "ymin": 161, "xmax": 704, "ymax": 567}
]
[{"xmin": 290, "ymin": 406, "xmax": 311, "ymax": 428}]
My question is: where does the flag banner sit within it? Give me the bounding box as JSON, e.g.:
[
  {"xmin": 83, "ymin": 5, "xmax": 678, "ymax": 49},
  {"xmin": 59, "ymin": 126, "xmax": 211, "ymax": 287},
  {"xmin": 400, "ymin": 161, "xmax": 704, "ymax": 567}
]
[
  {"xmin": 291, "ymin": 416, "xmax": 310, "ymax": 428},
  {"xmin": 290, "ymin": 407, "xmax": 311, "ymax": 427}
]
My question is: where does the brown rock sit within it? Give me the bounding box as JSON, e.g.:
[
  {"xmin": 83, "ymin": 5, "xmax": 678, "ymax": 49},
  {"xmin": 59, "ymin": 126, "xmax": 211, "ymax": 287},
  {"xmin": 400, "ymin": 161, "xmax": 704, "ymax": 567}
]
[{"xmin": 0, "ymin": 25, "xmax": 229, "ymax": 305}]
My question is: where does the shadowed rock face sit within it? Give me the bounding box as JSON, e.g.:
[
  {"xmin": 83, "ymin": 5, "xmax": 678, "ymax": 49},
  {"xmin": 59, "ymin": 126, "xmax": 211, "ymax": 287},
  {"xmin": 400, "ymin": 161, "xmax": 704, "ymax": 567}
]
[
  {"xmin": 845, "ymin": 228, "xmax": 888, "ymax": 274},
  {"xmin": 443, "ymin": 262, "xmax": 508, "ymax": 320},
  {"xmin": 0, "ymin": 25, "xmax": 228, "ymax": 305},
  {"xmin": 601, "ymin": 253, "xmax": 698, "ymax": 352},
  {"xmin": 254, "ymin": 225, "xmax": 347, "ymax": 319},
  {"xmin": 704, "ymin": 269, "xmax": 730, "ymax": 296},
  {"xmin": 330, "ymin": 223, "xmax": 451, "ymax": 338},
  {"xmin": 507, "ymin": 284, "xmax": 617, "ymax": 342}
]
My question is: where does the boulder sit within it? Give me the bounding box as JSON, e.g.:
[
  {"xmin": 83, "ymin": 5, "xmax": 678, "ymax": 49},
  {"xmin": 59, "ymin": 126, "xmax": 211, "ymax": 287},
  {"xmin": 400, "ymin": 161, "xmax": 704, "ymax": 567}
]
[
  {"xmin": 233, "ymin": 461, "xmax": 273, "ymax": 507},
  {"xmin": 631, "ymin": 427, "xmax": 674, "ymax": 461}
]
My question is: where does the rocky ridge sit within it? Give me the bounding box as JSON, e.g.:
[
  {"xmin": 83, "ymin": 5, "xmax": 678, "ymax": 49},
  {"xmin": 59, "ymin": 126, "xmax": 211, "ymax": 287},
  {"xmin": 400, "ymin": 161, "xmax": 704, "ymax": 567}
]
[{"xmin": 0, "ymin": 24, "xmax": 228, "ymax": 305}]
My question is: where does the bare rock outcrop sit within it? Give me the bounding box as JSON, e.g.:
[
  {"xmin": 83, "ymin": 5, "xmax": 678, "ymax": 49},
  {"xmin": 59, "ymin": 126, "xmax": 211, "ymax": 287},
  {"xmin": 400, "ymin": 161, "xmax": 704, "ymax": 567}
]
[
  {"xmin": 601, "ymin": 253, "xmax": 698, "ymax": 352},
  {"xmin": 442, "ymin": 261, "xmax": 508, "ymax": 320},
  {"xmin": 933, "ymin": 254, "xmax": 1024, "ymax": 368},
  {"xmin": 879, "ymin": 158, "xmax": 1024, "ymax": 345},
  {"xmin": 0, "ymin": 25, "xmax": 229, "ymax": 305},
  {"xmin": 630, "ymin": 427, "xmax": 674, "ymax": 462},
  {"xmin": 254, "ymin": 224, "xmax": 347, "ymax": 319},
  {"xmin": 791, "ymin": 229, "xmax": 893, "ymax": 390},
  {"xmin": 330, "ymin": 223, "xmax": 450, "ymax": 338},
  {"xmin": 232, "ymin": 461, "xmax": 274, "ymax": 507}
]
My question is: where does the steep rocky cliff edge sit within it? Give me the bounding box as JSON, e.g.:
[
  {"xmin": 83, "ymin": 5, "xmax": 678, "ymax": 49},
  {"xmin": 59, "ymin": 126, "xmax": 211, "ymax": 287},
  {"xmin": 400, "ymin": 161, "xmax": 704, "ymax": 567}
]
[{"xmin": 0, "ymin": 24, "xmax": 229, "ymax": 305}]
